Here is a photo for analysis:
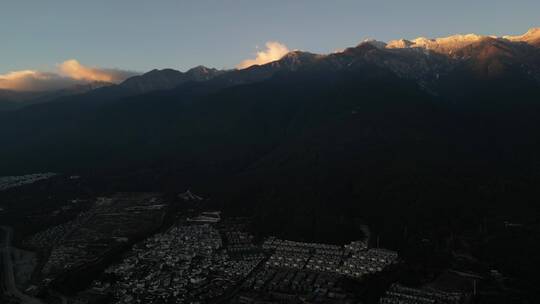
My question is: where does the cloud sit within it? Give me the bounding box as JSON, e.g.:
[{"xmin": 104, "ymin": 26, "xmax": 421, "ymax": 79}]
[
  {"xmin": 238, "ymin": 41, "xmax": 290, "ymax": 69},
  {"xmin": 59, "ymin": 59, "xmax": 136, "ymax": 83},
  {"xmin": 0, "ymin": 70, "xmax": 79, "ymax": 91},
  {"xmin": 0, "ymin": 60, "xmax": 138, "ymax": 92}
]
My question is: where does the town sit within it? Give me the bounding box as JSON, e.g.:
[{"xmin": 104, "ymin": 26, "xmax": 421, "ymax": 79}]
[
  {"xmin": 20, "ymin": 193, "xmax": 170, "ymax": 296},
  {"xmin": 79, "ymin": 215, "xmax": 401, "ymax": 303},
  {"xmin": 0, "ymin": 183, "xmax": 485, "ymax": 304}
]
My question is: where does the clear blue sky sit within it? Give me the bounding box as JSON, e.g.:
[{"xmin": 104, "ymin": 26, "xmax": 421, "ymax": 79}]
[{"xmin": 1, "ymin": 0, "xmax": 539, "ymax": 74}]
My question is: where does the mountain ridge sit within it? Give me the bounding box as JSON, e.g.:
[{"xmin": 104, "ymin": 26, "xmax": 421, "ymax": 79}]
[{"xmin": 2, "ymin": 27, "xmax": 539, "ymax": 112}]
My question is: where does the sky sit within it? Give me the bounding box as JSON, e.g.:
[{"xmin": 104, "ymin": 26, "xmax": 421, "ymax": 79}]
[{"xmin": 1, "ymin": 0, "xmax": 540, "ymax": 89}]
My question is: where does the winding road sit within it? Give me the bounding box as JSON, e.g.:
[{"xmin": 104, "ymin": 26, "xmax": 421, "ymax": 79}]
[{"xmin": 1, "ymin": 226, "xmax": 44, "ymax": 304}]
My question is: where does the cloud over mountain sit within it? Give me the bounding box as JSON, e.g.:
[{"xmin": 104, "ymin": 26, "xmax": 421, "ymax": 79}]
[
  {"xmin": 59, "ymin": 59, "xmax": 136, "ymax": 83},
  {"xmin": 0, "ymin": 70, "xmax": 78, "ymax": 91},
  {"xmin": 0, "ymin": 60, "xmax": 138, "ymax": 92},
  {"xmin": 238, "ymin": 41, "xmax": 290, "ymax": 69}
]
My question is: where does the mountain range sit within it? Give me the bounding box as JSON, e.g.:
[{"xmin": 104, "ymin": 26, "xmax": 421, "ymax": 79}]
[{"xmin": 2, "ymin": 29, "xmax": 540, "ymax": 247}]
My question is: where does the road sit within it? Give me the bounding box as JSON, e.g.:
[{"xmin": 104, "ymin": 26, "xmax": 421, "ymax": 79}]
[{"xmin": 1, "ymin": 226, "xmax": 45, "ymax": 304}]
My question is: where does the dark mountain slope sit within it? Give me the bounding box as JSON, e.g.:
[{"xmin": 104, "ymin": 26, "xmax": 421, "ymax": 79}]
[
  {"xmin": 214, "ymin": 64, "xmax": 540, "ymax": 241},
  {"xmin": 0, "ymin": 66, "xmax": 223, "ymax": 116},
  {"xmin": 0, "ymin": 64, "xmax": 438, "ymax": 174},
  {"xmin": 2, "ymin": 37, "xmax": 540, "ymax": 180},
  {"xmin": 0, "ymin": 53, "xmax": 323, "ymax": 139},
  {"xmin": 0, "ymin": 81, "xmax": 112, "ymax": 111},
  {"xmin": 119, "ymin": 66, "xmax": 224, "ymax": 93}
]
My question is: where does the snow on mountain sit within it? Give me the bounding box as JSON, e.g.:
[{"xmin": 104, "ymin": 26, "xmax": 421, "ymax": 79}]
[
  {"xmin": 387, "ymin": 34, "xmax": 492, "ymax": 55},
  {"xmin": 361, "ymin": 39, "xmax": 387, "ymax": 49},
  {"xmin": 503, "ymin": 28, "xmax": 540, "ymax": 46},
  {"xmin": 385, "ymin": 28, "xmax": 540, "ymax": 55}
]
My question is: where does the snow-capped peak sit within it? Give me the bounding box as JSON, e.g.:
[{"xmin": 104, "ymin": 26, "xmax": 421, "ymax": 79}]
[
  {"xmin": 385, "ymin": 28, "xmax": 540, "ymax": 54},
  {"xmin": 386, "ymin": 39, "xmax": 414, "ymax": 49},
  {"xmin": 387, "ymin": 33, "xmax": 491, "ymax": 54},
  {"xmin": 503, "ymin": 28, "xmax": 540, "ymax": 44},
  {"xmin": 361, "ymin": 39, "xmax": 387, "ymax": 49}
]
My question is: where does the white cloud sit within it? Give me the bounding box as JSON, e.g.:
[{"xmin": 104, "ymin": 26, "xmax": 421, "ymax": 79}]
[
  {"xmin": 237, "ymin": 41, "xmax": 290, "ymax": 69},
  {"xmin": 0, "ymin": 60, "xmax": 138, "ymax": 92},
  {"xmin": 59, "ymin": 59, "xmax": 136, "ymax": 83},
  {"xmin": 0, "ymin": 70, "xmax": 77, "ymax": 91}
]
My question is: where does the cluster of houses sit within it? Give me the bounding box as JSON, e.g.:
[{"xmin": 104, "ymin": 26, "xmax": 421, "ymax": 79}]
[
  {"xmin": 379, "ymin": 284, "xmax": 467, "ymax": 304},
  {"xmin": 340, "ymin": 248, "xmax": 398, "ymax": 279},
  {"xmin": 261, "ymin": 237, "xmax": 398, "ymax": 279},
  {"xmin": 102, "ymin": 224, "xmax": 223, "ymax": 303},
  {"xmin": 238, "ymin": 267, "xmax": 349, "ymax": 303},
  {"xmin": 223, "ymin": 230, "xmax": 261, "ymax": 258},
  {"xmin": 38, "ymin": 193, "xmax": 167, "ymax": 278},
  {"xmin": 95, "ymin": 222, "xmax": 265, "ymax": 303}
]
